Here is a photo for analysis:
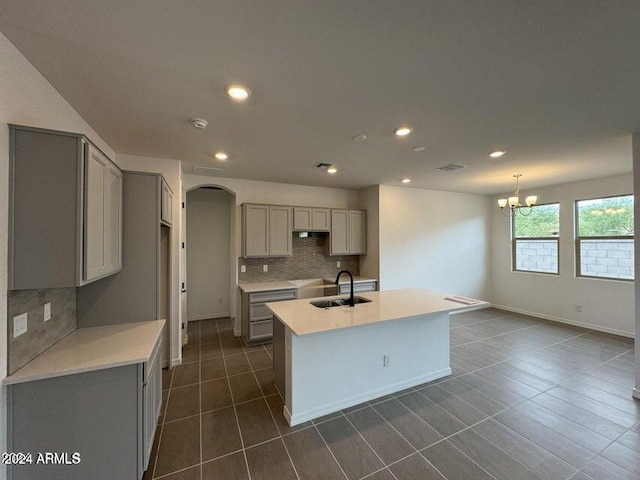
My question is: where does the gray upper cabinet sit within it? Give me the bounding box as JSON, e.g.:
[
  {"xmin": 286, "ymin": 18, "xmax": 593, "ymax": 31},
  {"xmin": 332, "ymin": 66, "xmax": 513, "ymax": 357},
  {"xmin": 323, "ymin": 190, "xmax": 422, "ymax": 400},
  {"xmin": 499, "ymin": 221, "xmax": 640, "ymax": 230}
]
[
  {"xmin": 242, "ymin": 204, "xmax": 292, "ymax": 257},
  {"xmin": 269, "ymin": 206, "xmax": 293, "ymax": 256},
  {"xmin": 160, "ymin": 179, "xmax": 173, "ymax": 226},
  {"xmin": 9, "ymin": 125, "xmax": 122, "ymax": 289},
  {"xmin": 330, "ymin": 209, "xmax": 367, "ymax": 255},
  {"xmin": 330, "ymin": 209, "xmax": 350, "ymax": 255},
  {"xmin": 84, "ymin": 143, "xmax": 122, "ymax": 283},
  {"xmin": 293, "ymin": 207, "xmax": 330, "ymax": 231}
]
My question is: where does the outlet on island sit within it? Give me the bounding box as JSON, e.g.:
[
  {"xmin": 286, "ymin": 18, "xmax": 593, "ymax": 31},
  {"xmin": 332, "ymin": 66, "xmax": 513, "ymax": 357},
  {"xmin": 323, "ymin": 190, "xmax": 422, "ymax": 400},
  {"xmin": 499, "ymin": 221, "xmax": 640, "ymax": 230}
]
[
  {"xmin": 13, "ymin": 313, "xmax": 28, "ymax": 338},
  {"xmin": 44, "ymin": 302, "xmax": 52, "ymax": 321},
  {"xmin": 383, "ymin": 354, "xmax": 390, "ymax": 367},
  {"xmin": 263, "ymin": 264, "xmax": 268, "ymax": 272}
]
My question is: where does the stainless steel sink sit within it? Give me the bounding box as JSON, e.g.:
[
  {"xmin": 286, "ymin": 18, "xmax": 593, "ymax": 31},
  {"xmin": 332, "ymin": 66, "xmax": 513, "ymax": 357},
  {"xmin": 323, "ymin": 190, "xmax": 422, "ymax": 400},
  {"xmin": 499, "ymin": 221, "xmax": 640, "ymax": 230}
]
[{"xmin": 310, "ymin": 296, "xmax": 372, "ymax": 308}]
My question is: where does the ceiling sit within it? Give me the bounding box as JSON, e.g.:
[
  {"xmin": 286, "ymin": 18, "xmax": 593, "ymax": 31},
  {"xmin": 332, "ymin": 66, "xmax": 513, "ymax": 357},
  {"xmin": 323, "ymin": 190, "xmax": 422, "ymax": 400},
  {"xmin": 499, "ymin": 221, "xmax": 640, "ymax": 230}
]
[{"xmin": 1, "ymin": 1, "xmax": 639, "ymax": 194}]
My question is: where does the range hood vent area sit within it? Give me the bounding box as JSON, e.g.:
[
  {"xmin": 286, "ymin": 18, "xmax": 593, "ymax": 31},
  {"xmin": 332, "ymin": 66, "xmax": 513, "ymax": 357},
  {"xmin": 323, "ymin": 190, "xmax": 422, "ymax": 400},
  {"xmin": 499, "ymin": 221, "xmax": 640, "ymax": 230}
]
[{"xmin": 296, "ymin": 231, "xmax": 329, "ymax": 238}]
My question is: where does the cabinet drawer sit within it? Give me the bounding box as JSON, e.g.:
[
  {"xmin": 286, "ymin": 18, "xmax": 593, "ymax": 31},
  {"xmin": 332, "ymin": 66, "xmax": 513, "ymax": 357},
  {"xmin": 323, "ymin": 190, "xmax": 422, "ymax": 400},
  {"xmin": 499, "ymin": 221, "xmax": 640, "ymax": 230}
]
[
  {"xmin": 249, "ymin": 303, "xmax": 273, "ymax": 321},
  {"xmin": 339, "ymin": 282, "xmax": 377, "ymax": 294},
  {"xmin": 248, "ymin": 289, "xmax": 297, "ymax": 303},
  {"xmin": 249, "ymin": 320, "xmax": 273, "ymax": 341}
]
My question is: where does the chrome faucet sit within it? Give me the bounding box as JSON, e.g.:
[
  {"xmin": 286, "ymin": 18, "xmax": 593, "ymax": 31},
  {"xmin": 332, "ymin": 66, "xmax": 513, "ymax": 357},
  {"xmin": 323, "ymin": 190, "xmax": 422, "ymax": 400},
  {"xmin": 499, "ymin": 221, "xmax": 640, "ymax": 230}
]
[{"xmin": 334, "ymin": 270, "xmax": 355, "ymax": 307}]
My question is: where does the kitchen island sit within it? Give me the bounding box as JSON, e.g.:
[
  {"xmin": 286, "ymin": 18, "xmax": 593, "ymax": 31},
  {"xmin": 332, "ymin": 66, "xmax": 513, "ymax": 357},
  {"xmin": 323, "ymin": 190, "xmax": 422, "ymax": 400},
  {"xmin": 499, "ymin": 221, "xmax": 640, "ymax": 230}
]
[{"xmin": 267, "ymin": 288, "xmax": 486, "ymax": 426}]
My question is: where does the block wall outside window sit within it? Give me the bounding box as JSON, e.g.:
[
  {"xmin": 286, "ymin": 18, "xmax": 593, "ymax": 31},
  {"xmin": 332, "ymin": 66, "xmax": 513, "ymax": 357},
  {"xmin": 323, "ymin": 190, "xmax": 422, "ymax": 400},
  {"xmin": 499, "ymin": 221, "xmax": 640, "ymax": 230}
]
[
  {"xmin": 515, "ymin": 239, "xmax": 558, "ymax": 274},
  {"xmin": 579, "ymin": 239, "xmax": 634, "ymax": 280},
  {"xmin": 512, "ymin": 203, "xmax": 560, "ymax": 275}
]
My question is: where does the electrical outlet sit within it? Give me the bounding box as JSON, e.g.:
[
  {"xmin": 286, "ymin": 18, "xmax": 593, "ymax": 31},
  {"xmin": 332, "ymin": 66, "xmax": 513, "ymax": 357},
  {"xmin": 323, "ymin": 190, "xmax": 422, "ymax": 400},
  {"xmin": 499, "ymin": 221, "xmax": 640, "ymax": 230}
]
[
  {"xmin": 383, "ymin": 354, "xmax": 390, "ymax": 367},
  {"xmin": 263, "ymin": 264, "xmax": 268, "ymax": 272},
  {"xmin": 13, "ymin": 313, "xmax": 27, "ymax": 338},
  {"xmin": 219, "ymin": 298, "xmax": 223, "ymax": 305},
  {"xmin": 44, "ymin": 302, "xmax": 52, "ymax": 321},
  {"xmin": 240, "ymin": 265, "xmax": 246, "ymax": 273},
  {"xmin": 336, "ymin": 261, "xmax": 341, "ymax": 268},
  {"xmin": 576, "ymin": 304, "xmax": 583, "ymax": 313}
]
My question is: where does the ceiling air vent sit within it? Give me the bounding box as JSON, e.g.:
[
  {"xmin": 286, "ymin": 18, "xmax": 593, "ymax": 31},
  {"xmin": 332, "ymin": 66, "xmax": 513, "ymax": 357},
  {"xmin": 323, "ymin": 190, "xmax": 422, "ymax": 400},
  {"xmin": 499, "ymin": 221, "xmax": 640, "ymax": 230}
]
[
  {"xmin": 437, "ymin": 163, "xmax": 466, "ymax": 172},
  {"xmin": 315, "ymin": 162, "xmax": 333, "ymax": 169},
  {"xmin": 193, "ymin": 166, "xmax": 222, "ymax": 177}
]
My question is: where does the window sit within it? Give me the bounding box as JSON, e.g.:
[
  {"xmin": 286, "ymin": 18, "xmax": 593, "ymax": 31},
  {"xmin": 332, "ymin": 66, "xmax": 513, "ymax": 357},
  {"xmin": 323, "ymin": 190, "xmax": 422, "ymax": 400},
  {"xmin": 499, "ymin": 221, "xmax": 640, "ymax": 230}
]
[
  {"xmin": 513, "ymin": 203, "xmax": 560, "ymax": 274},
  {"xmin": 576, "ymin": 194, "xmax": 634, "ymax": 280}
]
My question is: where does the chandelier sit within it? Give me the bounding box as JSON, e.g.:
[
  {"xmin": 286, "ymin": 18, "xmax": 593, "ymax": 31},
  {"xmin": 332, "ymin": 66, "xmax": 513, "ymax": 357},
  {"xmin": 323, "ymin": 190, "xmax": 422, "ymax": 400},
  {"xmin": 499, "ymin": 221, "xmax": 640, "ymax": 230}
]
[{"xmin": 498, "ymin": 174, "xmax": 538, "ymax": 216}]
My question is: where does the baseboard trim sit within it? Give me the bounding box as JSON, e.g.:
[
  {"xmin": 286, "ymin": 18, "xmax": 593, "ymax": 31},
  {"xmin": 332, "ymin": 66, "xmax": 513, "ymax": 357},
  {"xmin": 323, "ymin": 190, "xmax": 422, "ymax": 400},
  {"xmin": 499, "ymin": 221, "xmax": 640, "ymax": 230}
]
[
  {"xmin": 491, "ymin": 304, "xmax": 634, "ymax": 338},
  {"xmin": 169, "ymin": 358, "xmax": 181, "ymax": 368},
  {"xmin": 188, "ymin": 312, "xmax": 231, "ymax": 321},
  {"xmin": 286, "ymin": 367, "xmax": 451, "ymax": 426}
]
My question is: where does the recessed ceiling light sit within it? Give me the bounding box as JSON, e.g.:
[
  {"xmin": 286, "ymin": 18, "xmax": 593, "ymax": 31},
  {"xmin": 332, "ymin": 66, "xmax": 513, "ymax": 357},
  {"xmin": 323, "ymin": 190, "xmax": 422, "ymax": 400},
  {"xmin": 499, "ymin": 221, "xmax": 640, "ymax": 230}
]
[
  {"xmin": 412, "ymin": 146, "xmax": 426, "ymax": 152},
  {"xmin": 215, "ymin": 152, "xmax": 228, "ymax": 161},
  {"xmin": 227, "ymin": 84, "xmax": 251, "ymax": 101},
  {"xmin": 402, "ymin": 178, "xmax": 411, "ymax": 183},
  {"xmin": 394, "ymin": 125, "xmax": 413, "ymax": 137},
  {"xmin": 352, "ymin": 134, "xmax": 367, "ymax": 142},
  {"xmin": 327, "ymin": 166, "xmax": 338, "ymax": 174},
  {"xmin": 489, "ymin": 150, "xmax": 506, "ymax": 158}
]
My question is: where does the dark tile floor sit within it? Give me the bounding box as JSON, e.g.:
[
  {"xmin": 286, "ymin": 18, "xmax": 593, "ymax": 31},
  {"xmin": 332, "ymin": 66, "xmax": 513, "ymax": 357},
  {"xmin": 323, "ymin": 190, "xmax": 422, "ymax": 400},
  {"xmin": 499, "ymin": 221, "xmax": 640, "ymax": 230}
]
[{"xmin": 145, "ymin": 308, "xmax": 639, "ymax": 480}]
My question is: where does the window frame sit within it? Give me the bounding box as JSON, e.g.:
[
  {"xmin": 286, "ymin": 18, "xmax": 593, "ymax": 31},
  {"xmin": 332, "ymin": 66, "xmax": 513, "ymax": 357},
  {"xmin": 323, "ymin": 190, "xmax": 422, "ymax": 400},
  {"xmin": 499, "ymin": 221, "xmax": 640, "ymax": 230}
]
[
  {"xmin": 575, "ymin": 193, "xmax": 634, "ymax": 282},
  {"xmin": 511, "ymin": 202, "xmax": 560, "ymax": 275}
]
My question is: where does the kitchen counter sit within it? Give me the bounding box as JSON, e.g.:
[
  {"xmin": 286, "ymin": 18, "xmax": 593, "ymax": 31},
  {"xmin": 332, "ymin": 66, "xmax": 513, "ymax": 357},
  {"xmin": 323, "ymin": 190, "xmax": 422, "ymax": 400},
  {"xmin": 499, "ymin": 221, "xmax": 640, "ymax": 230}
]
[
  {"xmin": 4, "ymin": 319, "xmax": 165, "ymax": 385},
  {"xmin": 238, "ymin": 281, "xmax": 298, "ymax": 293},
  {"xmin": 323, "ymin": 276, "xmax": 377, "ymax": 285},
  {"xmin": 267, "ymin": 288, "xmax": 485, "ymax": 336},
  {"xmin": 238, "ymin": 276, "xmax": 378, "ymax": 294}
]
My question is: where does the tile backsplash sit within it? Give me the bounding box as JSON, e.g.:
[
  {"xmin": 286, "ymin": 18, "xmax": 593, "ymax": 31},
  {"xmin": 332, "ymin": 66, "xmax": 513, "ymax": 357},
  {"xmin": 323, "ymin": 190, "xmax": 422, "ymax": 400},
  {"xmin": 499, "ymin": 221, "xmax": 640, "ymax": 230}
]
[
  {"xmin": 8, "ymin": 287, "xmax": 76, "ymax": 374},
  {"xmin": 239, "ymin": 233, "xmax": 360, "ymax": 282}
]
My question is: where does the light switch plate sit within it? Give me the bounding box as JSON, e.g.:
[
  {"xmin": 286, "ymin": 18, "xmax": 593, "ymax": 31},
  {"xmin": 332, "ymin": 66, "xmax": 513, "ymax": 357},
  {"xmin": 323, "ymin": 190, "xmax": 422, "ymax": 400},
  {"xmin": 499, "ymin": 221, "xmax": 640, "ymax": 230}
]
[
  {"xmin": 240, "ymin": 265, "xmax": 246, "ymax": 273},
  {"xmin": 13, "ymin": 313, "xmax": 27, "ymax": 338},
  {"xmin": 336, "ymin": 261, "xmax": 341, "ymax": 268},
  {"xmin": 44, "ymin": 302, "xmax": 52, "ymax": 321}
]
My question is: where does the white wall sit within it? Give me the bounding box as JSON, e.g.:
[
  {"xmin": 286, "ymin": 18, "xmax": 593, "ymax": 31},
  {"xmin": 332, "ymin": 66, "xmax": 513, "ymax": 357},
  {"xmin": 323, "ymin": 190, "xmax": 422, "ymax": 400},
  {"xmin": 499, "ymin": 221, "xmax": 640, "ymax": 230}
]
[
  {"xmin": 491, "ymin": 173, "xmax": 634, "ymax": 337},
  {"xmin": 183, "ymin": 174, "xmax": 360, "ymax": 333},
  {"xmin": 186, "ymin": 188, "xmax": 233, "ymax": 320},
  {"xmin": 375, "ymin": 185, "xmax": 491, "ymax": 299},
  {"xmin": 115, "ymin": 154, "xmax": 183, "ymax": 365},
  {"xmin": 0, "ymin": 31, "xmax": 116, "ymax": 472}
]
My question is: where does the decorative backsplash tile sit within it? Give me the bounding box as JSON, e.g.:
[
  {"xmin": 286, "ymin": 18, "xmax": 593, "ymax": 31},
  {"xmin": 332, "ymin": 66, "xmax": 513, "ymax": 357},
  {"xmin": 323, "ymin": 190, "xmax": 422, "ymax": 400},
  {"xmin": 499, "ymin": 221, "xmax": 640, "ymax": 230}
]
[
  {"xmin": 238, "ymin": 233, "xmax": 360, "ymax": 282},
  {"xmin": 8, "ymin": 287, "xmax": 76, "ymax": 374}
]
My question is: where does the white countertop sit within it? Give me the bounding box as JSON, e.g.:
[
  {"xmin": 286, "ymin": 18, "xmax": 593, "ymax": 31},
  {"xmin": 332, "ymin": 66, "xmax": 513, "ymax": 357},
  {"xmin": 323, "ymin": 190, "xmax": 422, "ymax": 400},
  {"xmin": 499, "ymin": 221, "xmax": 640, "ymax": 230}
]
[
  {"xmin": 239, "ymin": 276, "xmax": 378, "ymax": 293},
  {"xmin": 266, "ymin": 288, "xmax": 487, "ymax": 336},
  {"xmin": 239, "ymin": 281, "xmax": 300, "ymax": 293},
  {"xmin": 4, "ymin": 320, "xmax": 165, "ymax": 385},
  {"xmin": 322, "ymin": 276, "xmax": 378, "ymax": 285}
]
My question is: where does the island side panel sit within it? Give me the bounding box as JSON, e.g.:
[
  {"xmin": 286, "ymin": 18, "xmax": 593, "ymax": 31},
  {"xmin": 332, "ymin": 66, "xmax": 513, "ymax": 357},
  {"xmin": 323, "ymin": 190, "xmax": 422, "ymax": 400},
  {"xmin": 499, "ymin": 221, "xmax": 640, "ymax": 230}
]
[
  {"xmin": 272, "ymin": 315, "xmax": 286, "ymax": 397},
  {"xmin": 287, "ymin": 312, "xmax": 450, "ymax": 425}
]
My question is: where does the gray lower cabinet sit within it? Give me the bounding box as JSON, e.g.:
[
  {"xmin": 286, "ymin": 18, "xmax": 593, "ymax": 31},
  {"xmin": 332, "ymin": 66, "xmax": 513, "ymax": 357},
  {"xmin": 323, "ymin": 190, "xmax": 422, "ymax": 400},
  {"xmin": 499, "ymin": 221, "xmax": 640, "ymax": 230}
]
[
  {"xmin": 7, "ymin": 343, "xmax": 162, "ymax": 480},
  {"xmin": 241, "ymin": 288, "xmax": 297, "ymax": 343},
  {"xmin": 9, "ymin": 125, "xmax": 122, "ymax": 289}
]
